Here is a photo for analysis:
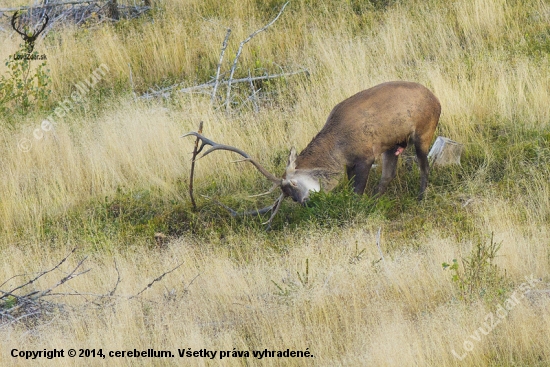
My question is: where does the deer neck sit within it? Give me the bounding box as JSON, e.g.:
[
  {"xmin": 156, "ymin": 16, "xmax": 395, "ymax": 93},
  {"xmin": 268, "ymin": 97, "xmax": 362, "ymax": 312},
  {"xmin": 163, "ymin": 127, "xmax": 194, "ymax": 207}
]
[
  {"xmin": 297, "ymin": 136, "xmax": 343, "ymax": 170},
  {"xmin": 294, "ymin": 143, "xmax": 343, "ymax": 191}
]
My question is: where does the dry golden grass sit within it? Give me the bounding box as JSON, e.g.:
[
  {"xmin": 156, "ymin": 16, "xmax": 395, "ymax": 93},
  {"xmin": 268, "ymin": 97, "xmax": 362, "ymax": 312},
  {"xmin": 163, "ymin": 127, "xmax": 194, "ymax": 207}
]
[
  {"xmin": 1, "ymin": 220, "xmax": 549, "ymax": 366},
  {"xmin": 1, "ymin": 0, "xmax": 550, "ymax": 365}
]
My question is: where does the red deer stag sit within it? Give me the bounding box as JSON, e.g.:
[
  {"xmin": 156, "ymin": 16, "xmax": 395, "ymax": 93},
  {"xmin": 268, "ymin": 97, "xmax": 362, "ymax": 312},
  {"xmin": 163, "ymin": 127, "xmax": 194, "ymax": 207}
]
[{"xmin": 184, "ymin": 81, "xmax": 441, "ymax": 227}]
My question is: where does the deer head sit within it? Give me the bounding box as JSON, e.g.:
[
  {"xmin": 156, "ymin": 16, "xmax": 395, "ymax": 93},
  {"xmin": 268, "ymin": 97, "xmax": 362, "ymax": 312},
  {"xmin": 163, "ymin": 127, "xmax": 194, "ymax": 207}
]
[
  {"xmin": 280, "ymin": 147, "xmax": 320, "ymax": 204},
  {"xmin": 11, "ymin": 11, "xmax": 49, "ymax": 54}
]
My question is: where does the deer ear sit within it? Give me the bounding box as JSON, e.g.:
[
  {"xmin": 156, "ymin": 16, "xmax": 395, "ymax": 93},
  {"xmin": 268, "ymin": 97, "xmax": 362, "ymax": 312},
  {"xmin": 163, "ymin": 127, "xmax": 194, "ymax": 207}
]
[{"xmin": 286, "ymin": 147, "xmax": 297, "ymax": 171}]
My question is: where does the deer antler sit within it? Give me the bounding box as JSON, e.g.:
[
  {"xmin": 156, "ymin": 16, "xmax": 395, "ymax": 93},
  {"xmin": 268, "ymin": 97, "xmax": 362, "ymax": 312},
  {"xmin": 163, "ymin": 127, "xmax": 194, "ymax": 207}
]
[
  {"xmin": 263, "ymin": 193, "xmax": 285, "ymax": 230},
  {"xmin": 11, "ymin": 11, "xmax": 27, "ymax": 38},
  {"xmin": 248, "ymin": 182, "xmax": 279, "ymax": 197},
  {"xmin": 183, "ymin": 132, "xmax": 288, "ymax": 229},
  {"xmin": 11, "ymin": 12, "xmax": 49, "ymax": 53},
  {"xmin": 182, "ymin": 132, "xmax": 281, "ymax": 184},
  {"xmin": 201, "ymin": 192, "xmax": 285, "ymax": 230},
  {"xmin": 32, "ymin": 14, "xmax": 49, "ymax": 38},
  {"xmin": 11, "ymin": 12, "xmax": 49, "ymax": 38}
]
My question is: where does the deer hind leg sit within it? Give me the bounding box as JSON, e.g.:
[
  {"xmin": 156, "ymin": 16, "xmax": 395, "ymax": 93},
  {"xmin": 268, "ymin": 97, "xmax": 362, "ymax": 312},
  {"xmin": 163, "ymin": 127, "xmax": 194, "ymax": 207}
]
[
  {"xmin": 414, "ymin": 136, "xmax": 431, "ymax": 200},
  {"xmin": 346, "ymin": 165, "xmax": 355, "ymax": 186},
  {"xmin": 347, "ymin": 158, "xmax": 375, "ymax": 195},
  {"xmin": 377, "ymin": 149, "xmax": 399, "ymax": 195}
]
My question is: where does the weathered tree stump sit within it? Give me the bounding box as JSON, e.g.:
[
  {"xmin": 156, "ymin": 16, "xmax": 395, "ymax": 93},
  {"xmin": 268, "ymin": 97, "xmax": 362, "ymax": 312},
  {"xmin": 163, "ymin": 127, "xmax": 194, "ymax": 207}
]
[
  {"xmin": 428, "ymin": 136, "xmax": 464, "ymax": 166},
  {"xmin": 107, "ymin": 0, "xmax": 119, "ymax": 20}
]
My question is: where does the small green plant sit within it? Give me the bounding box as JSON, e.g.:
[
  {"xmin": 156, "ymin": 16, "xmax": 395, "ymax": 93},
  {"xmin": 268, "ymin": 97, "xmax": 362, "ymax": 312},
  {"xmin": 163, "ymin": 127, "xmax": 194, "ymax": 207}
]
[
  {"xmin": 272, "ymin": 258, "xmax": 312, "ymax": 297},
  {"xmin": 443, "ymin": 233, "xmax": 506, "ymax": 301},
  {"xmin": 271, "ymin": 279, "xmax": 291, "ymax": 297},
  {"xmin": 0, "ymin": 295, "xmax": 18, "ymax": 311},
  {"xmin": 442, "ymin": 258, "xmax": 458, "ymax": 276},
  {"xmin": 0, "ymin": 45, "xmax": 51, "ymax": 122},
  {"xmin": 349, "ymin": 240, "xmax": 366, "ymax": 264},
  {"xmin": 296, "ymin": 258, "xmax": 310, "ymax": 287}
]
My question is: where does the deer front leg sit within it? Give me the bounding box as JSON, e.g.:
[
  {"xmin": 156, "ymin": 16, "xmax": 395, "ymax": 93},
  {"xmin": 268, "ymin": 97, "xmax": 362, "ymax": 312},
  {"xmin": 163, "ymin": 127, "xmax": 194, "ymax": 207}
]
[
  {"xmin": 347, "ymin": 158, "xmax": 375, "ymax": 195},
  {"xmin": 377, "ymin": 149, "xmax": 399, "ymax": 195}
]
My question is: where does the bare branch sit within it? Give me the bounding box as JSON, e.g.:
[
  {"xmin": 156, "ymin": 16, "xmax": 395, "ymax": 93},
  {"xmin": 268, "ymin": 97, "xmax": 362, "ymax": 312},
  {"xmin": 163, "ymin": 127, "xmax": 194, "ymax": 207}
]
[
  {"xmin": 5, "ymin": 248, "xmax": 76, "ymax": 296},
  {"xmin": 142, "ymin": 82, "xmax": 209, "ymax": 99},
  {"xmin": 0, "ymin": 0, "xmax": 101, "ymax": 12},
  {"xmin": 183, "ymin": 273, "xmax": 200, "ymax": 293},
  {"xmin": 130, "ymin": 263, "xmax": 184, "ymax": 299},
  {"xmin": 0, "ymin": 250, "xmax": 88, "ymax": 328},
  {"xmin": 140, "ymin": 69, "xmax": 308, "ymax": 100},
  {"xmin": 40, "ymin": 292, "xmax": 114, "ymax": 298},
  {"xmin": 206, "ymin": 70, "xmax": 308, "ymax": 89},
  {"xmin": 225, "ymin": 1, "xmax": 289, "ymax": 110},
  {"xmin": 29, "ymin": 256, "xmax": 90, "ymax": 299},
  {"xmin": 0, "ymin": 252, "xmax": 187, "ymax": 328},
  {"xmin": 108, "ymin": 260, "xmax": 122, "ymax": 297},
  {"xmin": 248, "ymin": 69, "xmax": 259, "ymax": 112},
  {"xmin": 1, "ymin": 311, "xmax": 41, "ymax": 327},
  {"xmin": 0, "ymin": 273, "xmax": 31, "ymax": 290},
  {"xmin": 211, "ymin": 28, "xmax": 231, "ymax": 105},
  {"xmin": 0, "ymin": 289, "xmax": 21, "ymax": 301}
]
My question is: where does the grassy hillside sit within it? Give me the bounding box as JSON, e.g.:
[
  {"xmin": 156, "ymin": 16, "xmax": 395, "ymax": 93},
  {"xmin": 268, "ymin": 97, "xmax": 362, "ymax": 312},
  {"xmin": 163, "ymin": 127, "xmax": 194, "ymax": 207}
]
[{"xmin": 1, "ymin": 0, "xmax": 549, "ymax": 365}]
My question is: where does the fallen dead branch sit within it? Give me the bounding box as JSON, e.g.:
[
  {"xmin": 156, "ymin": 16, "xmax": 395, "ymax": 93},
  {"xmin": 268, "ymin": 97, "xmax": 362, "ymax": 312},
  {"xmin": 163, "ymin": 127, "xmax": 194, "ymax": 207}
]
[
  {"xmin": 0, "ymin": 0, "xmax": 151, "ymax": 34},
  {"xmin": 224, "ymin": 1, "xmax": 289, "ymax": 110},
  {"xmin": 5, "ymin": 248, "xmax": 77, "ymax": 296},
  {"xmin": 130, "ymin": 262, "xmax": 184, "ymax": 299},
  {"xmin": 0, "ymin": 248, "xmax": 185, "ymax": 329},
  {"xmin": 211, "ymin": 28, "xmax": 232, "ymax": 105},
  {"xmin": 0, "ymin": 0, "xmax": 101, "ymax": 12},
  {"xmin": 0, "ymin": 247, "xmax": 84, "ymax": 328},
  {"xmin": 141, "ymin": 69, "xmax": 309, "ymax": 100},
  {"xmin": 140, "ymin": 1, "xmax": 307, "ymax": 111}
]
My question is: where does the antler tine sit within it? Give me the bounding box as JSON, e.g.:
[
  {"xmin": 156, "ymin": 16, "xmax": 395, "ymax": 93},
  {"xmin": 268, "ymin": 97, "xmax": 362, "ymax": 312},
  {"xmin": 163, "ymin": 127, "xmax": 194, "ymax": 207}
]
[
  {"xmin": 181, "ymin": 132, "xmax": 217, "ymax": 155},
  {"xmin": 201, "ymin": 144, "xmax": 250, "ymax": 159},
  {"xmin": 226, "ymin": 157, "xmax": 281, "ymax": 184},
  {"xmin": 263, "ymin": 193, "xmax": 286, "ymax": 230},
  {"xmin": 181, "ymin": 132, "xmax": 245, "ymax": 157},
  {"xmin": 202, "ymin": 195, "xmax": 277, "ymax": 217},
  {"xmin": 34, "ymin": 14, "xmax": 49, "ymax": 37},
  {"xmin": 249, "ymin": 183, "xmax": 279, "ymax": 198},
  {"xmin": 203, "ymin": 193, "xmax": 286, "ymax": 230},
  {"xmin": 182, "ymin": 131, "xmax": 281, "ymax": 184},
  {"xmin": 11, "ymin": 11, "xmax": 27, "ymax": 37}
]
